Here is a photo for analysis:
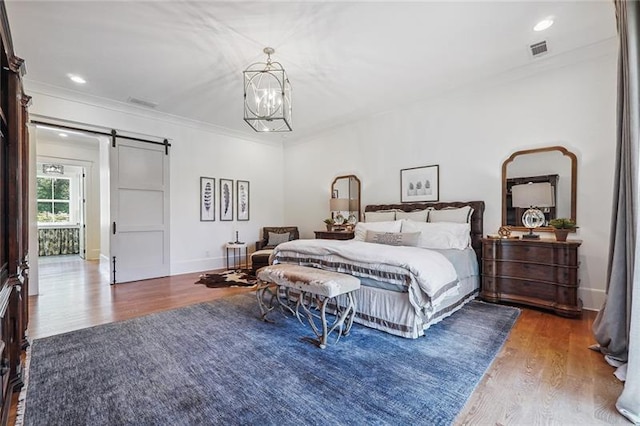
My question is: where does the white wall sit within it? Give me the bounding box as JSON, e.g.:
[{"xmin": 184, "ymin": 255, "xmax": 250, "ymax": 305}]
[
  {"xmin": 98, "ymin": 137, "xmax": 110, "ymax": 260},
  {"xmin": 283, "ymin": 51, "xmax": 618, "ymax": 311},
  {"xmin": 27, "ymin": 91, "xmax": 285, "ymax": 277}
]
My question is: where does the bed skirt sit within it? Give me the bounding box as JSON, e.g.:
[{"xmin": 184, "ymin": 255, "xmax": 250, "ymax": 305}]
[{"xmin": 333, "ymin": 275, "xmax": 479, "ymax": 339}]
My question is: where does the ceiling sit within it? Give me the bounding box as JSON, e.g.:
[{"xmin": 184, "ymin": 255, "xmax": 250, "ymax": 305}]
[{"xmin": 6, "ymin": 1, "xmax": 617, "ymax": 142}]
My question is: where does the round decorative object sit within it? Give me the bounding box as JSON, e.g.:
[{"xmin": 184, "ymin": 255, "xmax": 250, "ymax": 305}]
[
  {"xmin": 498, "ymin": 226, "xmax": 511, "ymax": 238},
  {"xmin": 522, "ymin": 208, "xmax": 546, "ymax": 229}
]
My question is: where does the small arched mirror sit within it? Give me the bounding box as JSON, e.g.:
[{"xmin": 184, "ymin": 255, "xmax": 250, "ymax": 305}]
[
  {"xmin": 502, "ymin": 146, "xmax": 577, "ymax": 233},
  {"xmin": 331, "ymin": 175, "xmax": 361, "ymax": 223}
]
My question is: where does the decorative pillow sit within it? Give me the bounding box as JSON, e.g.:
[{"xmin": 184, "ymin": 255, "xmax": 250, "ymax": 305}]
[
  {"xmin": 400, "ymin": 220, "xmax": 471, "ymax": 250},
  {"xmin": 364, "ymin": 211, "xmax": 397, "ymax": 222},
  {"xmin": 354, "ymin": 220, "xmax": 402, "ymax": 241},
  {"xmin": 365, "ymin": 231, "xmax": 420, "ymax": 247},
  {"xmin": 267, "ymin": 232, "xmax": 291, "ymax": 247},
  {"xmin": 428, "ymin": 206, "xmax": 474, "ymax": 223},
  {"xmin": 395, "ymin": 209, "xmax": 430, "ymax": 222}
]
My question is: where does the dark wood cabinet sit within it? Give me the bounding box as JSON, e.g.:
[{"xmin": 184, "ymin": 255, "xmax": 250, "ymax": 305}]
[
  {"xmin": 0, "ymin": 3, "xmax": 30, "ymax": 424},
  {"xmin": 481, "ymin": 237, "xmax": 582, "ymax": 318},
  {"xmin": 314, "ymin": 230, "xmax": 355, "ymax": 240}
]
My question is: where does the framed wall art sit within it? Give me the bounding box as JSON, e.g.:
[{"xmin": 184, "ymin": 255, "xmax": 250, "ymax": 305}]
[
  {"xmin": 237, "ymin": 180, "xmax": 250, "ymax": 221},
  {"xmin": 219, "ymin": 178, "xmax": 234, "ymax": 221},
  {"xmin": 200, "ymin": 177, "xmax": 215, "ymax": 221},
  {"xmin": 400, "ymin": 165, "xmax": 439, "ymax": 202}
]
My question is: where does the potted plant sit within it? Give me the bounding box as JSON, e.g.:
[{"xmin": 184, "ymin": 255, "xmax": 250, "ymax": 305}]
[
  {"xmin": 323, "ymin": 218, "xmax": 334, "ymax": 231},
  {"xmin": 549, "ymin": 218, "xmax": 578, "ymax": 242}
]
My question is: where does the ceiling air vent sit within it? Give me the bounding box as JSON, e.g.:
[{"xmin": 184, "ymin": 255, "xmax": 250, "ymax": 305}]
[
  {"xmin": 529, "ymin": 40, "xmax": 548, "ymax": 57},
  {"xmin": 127, "ymin": 97, "xmax": 158, "ymax": 109}
]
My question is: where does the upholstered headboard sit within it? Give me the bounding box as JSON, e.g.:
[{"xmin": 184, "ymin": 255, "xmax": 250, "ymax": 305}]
[{"xmin": 364, "ymin": 201, "xmax": 485, "ymax": 264}]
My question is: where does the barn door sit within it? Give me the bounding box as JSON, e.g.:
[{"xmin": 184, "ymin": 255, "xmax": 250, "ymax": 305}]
[{"xmin": 109, "ymin": 137, "xmax": 169, "ymax": 283}]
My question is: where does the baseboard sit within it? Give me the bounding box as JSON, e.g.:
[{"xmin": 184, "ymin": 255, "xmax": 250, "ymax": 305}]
[
  {"xmin": 86, "ymin": 249, "xmax": 101, "ymax": 261},
  {"xmin": 170, "ymin": 257, "xmax": 227, "ymax": 276},
  {"xmin": 579, "ymin": 287, "xmax": 605, "ymax": 311}
]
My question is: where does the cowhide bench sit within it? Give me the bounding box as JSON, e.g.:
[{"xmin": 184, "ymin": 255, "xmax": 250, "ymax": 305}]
[{"xmin": 256, "ymin": 264, "xmax": 361, "ymax": 349}]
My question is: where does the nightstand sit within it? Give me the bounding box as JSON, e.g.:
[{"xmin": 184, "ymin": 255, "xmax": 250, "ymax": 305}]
[
  {"xmin": 314, "ymin": 230, "xmax": 355, "ymax": 240},
  {"xmin": 481, "ymin": 237, "xmax": 582, "ymax": 318},
  {"xmin": 225, "ymin": 242, "xmax": 247, "ymax": 270}
]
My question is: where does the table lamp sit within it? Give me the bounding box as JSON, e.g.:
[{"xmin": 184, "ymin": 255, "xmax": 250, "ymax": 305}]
[
  {"xmin": 329, "ymin": 198, "xmax": 350, "ymax": 228},
  {"xmin": 511, "ymin": 182, "xmax": 554, "ymax": 239}
]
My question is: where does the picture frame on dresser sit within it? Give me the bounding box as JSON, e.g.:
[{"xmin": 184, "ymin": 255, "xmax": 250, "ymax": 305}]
[
  {"xmin": 237, "ymin": 180, "xmax": 250, "ymax": 221},
  {"xmin": 400, "ymin": 164, "xmax": 439, "ymax": 202},
  {"xmin": 220, "ymin": 178, "xmax": 234, "ymax": 221},
  {"xmin": 200, "ymin": 177, "xmax": 215, "ymax": 221}
]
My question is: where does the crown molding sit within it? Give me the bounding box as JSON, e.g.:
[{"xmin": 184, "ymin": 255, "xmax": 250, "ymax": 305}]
[{"xmin": 24, "ymin": 80, "xmax": 284, "ymax": 147}]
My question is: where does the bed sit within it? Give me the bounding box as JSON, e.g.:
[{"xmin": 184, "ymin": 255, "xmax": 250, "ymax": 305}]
[{"xmin": 270, "ymin": 201, "xmax": 485, "ymax": 339}]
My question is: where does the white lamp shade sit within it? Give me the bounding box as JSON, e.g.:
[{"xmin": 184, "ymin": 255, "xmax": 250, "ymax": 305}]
[
  {"xmin": 511, "ymin": 182, "xmax": 554, "ymax": 208},
  {"xmin": 329, "ymin": 198, "xmax": 350, "ymax": 211}
]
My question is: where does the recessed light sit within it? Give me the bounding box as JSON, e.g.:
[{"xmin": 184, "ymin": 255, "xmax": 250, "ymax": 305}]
[
  {"xmin": 58, "ymin": 133, "xmax": 68, "ymax": 138},
  {"xmin": 534, "ymin": 18, "xmax": 554, "ymax": 32},
  {"xmin": 67, "ymin": 74, "xmax": 86, "ymax": 84}
]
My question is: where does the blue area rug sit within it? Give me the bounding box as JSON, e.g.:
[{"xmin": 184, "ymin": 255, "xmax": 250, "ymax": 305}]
[{"xmin": 23, "ymin": 293, "xmax": 519, "ymax": 425}]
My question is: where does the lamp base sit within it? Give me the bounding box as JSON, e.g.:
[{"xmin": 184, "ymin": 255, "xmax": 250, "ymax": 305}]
[
  {"xmin": 521, "ymin": 234, "xmax": 540, "ymax": 239},
  {"xmin": 521, "ymin": 229, "xmax": 541, "ymax": 239}
]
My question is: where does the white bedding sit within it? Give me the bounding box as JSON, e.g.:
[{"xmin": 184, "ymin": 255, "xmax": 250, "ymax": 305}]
[{"xmin": 272, "ymin": 239, "xmax": 460, "ymax": 321}]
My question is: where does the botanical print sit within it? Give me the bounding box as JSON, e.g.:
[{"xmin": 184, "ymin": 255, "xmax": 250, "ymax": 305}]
[
  {"xmin": 237, "ymin": 180, "xmax": 250, "ymax": 221},
  {"xmin": 401, "ymin": 165, "xmax": 439, "ymax": 202},
  {"xmin": 200, "ymin": 177, "xmax": 215, "ymax": 221},
  {"xmin": 220, "ymin": 179, "xmax": 234, "ymax": 221}
]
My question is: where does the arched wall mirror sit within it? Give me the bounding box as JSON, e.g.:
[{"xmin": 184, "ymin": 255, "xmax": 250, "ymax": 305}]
[
  {"xmin": 331, "ymin": 175, "xmax": 361, "ymax": 223},
  {"xmin": 502, "ymin": 146, "xmax": 577, "ymax": 233}
]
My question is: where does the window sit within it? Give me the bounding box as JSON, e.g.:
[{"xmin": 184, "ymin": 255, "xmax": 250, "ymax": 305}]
[{"xmin": 37, "ymin": 177, "xmax": 71, "ymax": 223}]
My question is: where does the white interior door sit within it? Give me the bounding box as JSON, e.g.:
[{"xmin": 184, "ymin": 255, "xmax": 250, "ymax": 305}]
[{"xmin": 110, "ymin": 138, "xmax": 170, "ymax": 283}]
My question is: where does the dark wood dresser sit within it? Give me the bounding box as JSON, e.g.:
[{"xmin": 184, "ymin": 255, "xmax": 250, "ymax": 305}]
[
  {"xmin": 0, "ymin": 3, "xmax": 31, "ymax": 423},
  {"xmin": 481, "ymin": 237, "xmax": 582, "ymax": 318},
  {"xmin": 314, "ymin": 230, "xmax": 355, "ymax": 240}
]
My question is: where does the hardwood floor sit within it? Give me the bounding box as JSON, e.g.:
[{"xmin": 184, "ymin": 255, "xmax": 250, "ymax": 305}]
[
  {"xmin": 29, "ymin": 255, "xmax": 251, "ymax": 339},
  {"xmin": 455, "ymin": 309, "xmax": 627, "ymax": 425},
  {"xmin": 19, "ymin": 256, "xmax": 628, "ymax": 425}
]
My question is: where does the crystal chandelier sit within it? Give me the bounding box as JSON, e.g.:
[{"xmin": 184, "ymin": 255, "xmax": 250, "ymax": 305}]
[
  {"xmin": 243, "ymin": 47, "xmax": 292, "ymax": 132},
  {"xmin": 42, "ymin": 163, "xmax": 64, "ymax": 175}
]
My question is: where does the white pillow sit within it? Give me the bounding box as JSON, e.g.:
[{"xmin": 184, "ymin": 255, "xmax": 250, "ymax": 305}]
[
  {"xmin": 365, "ymin": 231, "xmax": 420, "ymax": 247},
  {"xmin": 401, "ymin": 220, "xmax": 471, "ymax": 250},
  {"xmin": 428, "ymin": 206, "xmax": 474, "ymax": 224},
  {"xmin": 354, "ymin": 220, "xmax": 402, "ymax": 241},
  {"xmin": 364, "ymin": 211, "xmax": 397, "ymax": 222},
  {"xmin": 395, "ymin": 209, "xmax": 430, "ymax": 222}
]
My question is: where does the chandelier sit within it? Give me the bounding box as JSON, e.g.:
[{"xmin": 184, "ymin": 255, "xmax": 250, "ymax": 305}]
[
  {"xmin": 243, "ymin": 47, "xmax": 292, "ymax": 132},
  {"xmin": 42, "ymin": 163, "xmax": 64, "ymax": 175}
]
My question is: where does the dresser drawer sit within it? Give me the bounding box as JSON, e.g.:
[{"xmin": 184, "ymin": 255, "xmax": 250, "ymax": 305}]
[
  {"xmin": 491, "ymin": 277, "xmax": 557, "ymax": 302},
  {"xmin": 483, "ymin": 260, "xmax": 578, "ymax": 285},
  {"xmin": 484, "ymin": 241, "xmax": 578, "ymax": 266}
]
